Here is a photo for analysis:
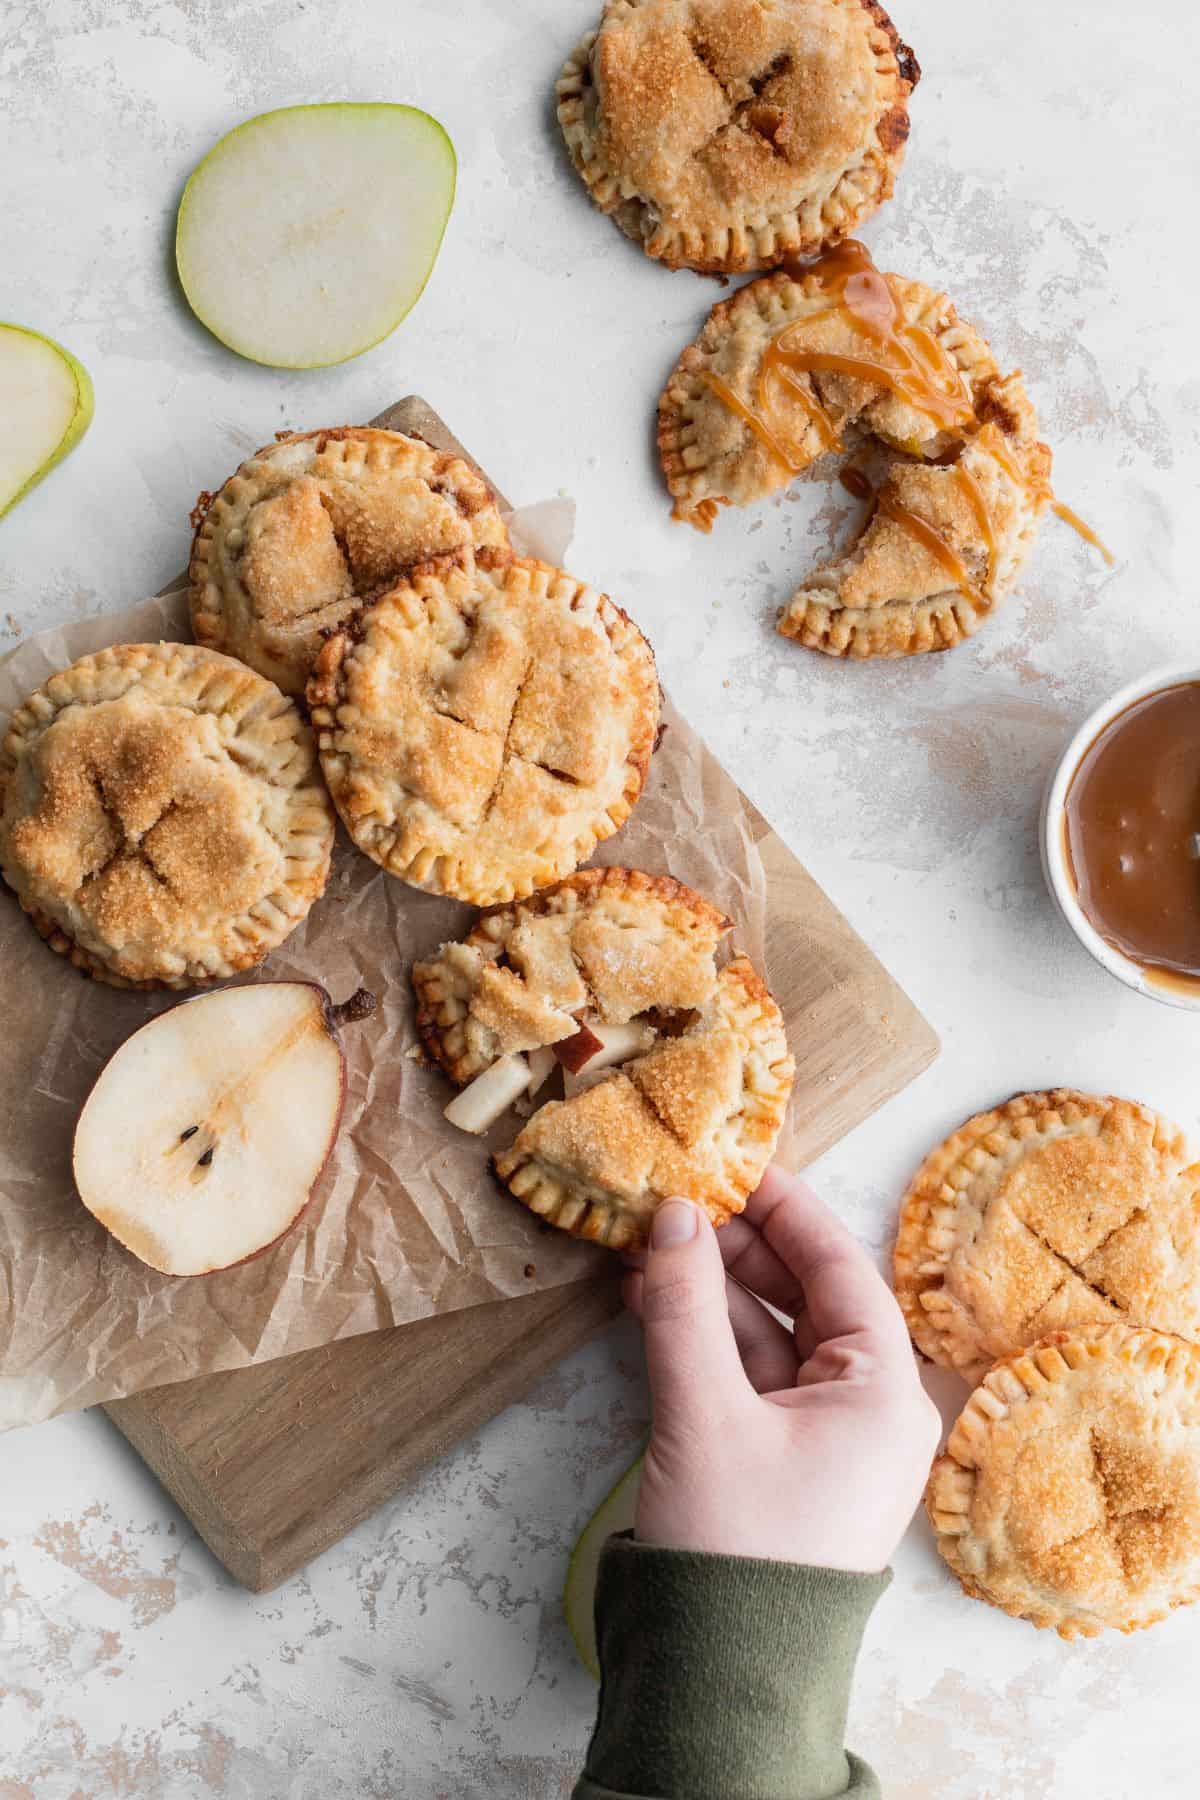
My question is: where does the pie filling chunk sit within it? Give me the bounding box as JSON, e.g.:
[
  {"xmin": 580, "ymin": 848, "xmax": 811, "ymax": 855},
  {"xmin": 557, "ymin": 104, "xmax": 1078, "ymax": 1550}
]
[{"xmin": 412, "ymin": 867, "xmax": 795, "ymax": 1248}]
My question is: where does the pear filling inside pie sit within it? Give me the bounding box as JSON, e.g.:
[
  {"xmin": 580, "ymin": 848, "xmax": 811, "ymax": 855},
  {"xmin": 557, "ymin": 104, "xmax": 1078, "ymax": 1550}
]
[{"xmin": 412, "ymin": 868, "xmax": 795, "ymax": 1248}]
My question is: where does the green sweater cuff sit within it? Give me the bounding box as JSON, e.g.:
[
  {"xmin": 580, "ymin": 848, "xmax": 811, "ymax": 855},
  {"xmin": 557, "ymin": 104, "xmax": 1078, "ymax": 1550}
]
[{"xmin": 576, "ymin": 1536, "xmax": 888, "ymax": 1800}]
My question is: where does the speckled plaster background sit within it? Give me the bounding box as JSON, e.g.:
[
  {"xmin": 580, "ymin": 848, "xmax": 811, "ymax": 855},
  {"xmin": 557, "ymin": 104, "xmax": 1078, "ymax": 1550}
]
[{"xmin": 3, "ymin": 1, "xmax": 1200, "ymax": 1794}]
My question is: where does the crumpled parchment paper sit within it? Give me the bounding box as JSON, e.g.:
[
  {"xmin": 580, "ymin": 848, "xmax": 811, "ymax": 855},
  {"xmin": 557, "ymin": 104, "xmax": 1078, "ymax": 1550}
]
[{"xmin": 0, "ymin": 501, "xmax": 791, "ymax": 1429}]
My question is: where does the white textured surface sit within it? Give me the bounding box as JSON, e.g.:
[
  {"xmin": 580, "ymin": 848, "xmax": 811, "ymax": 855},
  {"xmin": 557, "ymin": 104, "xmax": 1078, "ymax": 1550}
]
[{"xmin": 3, "ymin": 1, "xmax": 1200, "ymax": 1794}]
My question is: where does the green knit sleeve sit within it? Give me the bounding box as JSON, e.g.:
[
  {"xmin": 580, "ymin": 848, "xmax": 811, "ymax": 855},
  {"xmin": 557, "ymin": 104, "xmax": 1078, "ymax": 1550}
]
[{"xmin": 574, "ymin": 1536, "xmax": 888, "ymax": 1800}]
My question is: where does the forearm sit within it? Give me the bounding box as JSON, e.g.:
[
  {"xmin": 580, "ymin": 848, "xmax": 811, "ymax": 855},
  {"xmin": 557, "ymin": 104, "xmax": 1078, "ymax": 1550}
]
[{"xmin": 575, "ymin": 1536, "xmax": 887, "ymax": 1800}]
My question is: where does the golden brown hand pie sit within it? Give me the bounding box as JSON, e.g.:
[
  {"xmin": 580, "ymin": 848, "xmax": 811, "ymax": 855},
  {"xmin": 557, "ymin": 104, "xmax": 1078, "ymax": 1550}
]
[
  {"xmin": 189, "ymin": 427, "xmax": 511, "ymax": 697},
  {"xmin": 927, "ymin": 1325, "xmax": 1200, "ymax": 1638},
  {"xmin": 658, "ymin": 242, "xmax": 1052, "ymax": 656},
  {"xmin": 894, "ymin": 1091, "xmax": 1200, "ymax": 1384},
  {"xmin": 0, "ymin": 643, "xmax": 335, "ymax": 989},
  {"xmin": 308, "ymin": 559, "xmax": 660, "ymax": 906},
  {"xmin": 413, "ymin": 867, "xmax": 795, "ymax": 1248},
  {"xmin": 558, "ymin": 0, "xmax": 918, "ymax": 273}
]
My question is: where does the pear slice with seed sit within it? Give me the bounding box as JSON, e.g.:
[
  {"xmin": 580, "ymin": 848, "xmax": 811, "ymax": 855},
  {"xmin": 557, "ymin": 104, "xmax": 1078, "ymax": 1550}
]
[{"xmin": 73, "ymin": 982, "xmax": 374, "ymax": 1276}]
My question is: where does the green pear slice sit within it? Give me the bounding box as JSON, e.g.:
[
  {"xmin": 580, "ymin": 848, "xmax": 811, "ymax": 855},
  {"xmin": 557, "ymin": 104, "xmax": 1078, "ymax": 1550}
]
[
  {"xmin": 0, "ymin": 324, "xmax": 93, "ymax": 519},
  {"xmin": 73, "ymin": 981, "xmax": 374, "ymax": 1276},
  {"xmin": 176, "ymin": 103, "xmax": 456, "ymax": 369},
  {"xmin": 564, "ymin": 1456, "xmax": 642, "ymax": 1679}
]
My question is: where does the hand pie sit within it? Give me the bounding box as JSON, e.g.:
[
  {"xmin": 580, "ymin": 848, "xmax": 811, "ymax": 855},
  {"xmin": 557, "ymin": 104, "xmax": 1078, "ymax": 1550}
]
[
  {"xmin": 0, "ymin": 643, "xmax": 335, "ymax": 989},
  {"xmin": 894, "ymin": 1091, "xmax": 1200, "ymax": 1384},
  {"xmin": 414, "ymin": 867, "xmax": 795, "ymax": 1249},
  {"xmin": 308, "ymin": 559, "xmax": 660, "ymax": 906},
  {"xmin": 557, "ymin": 0, "xmax": 918, "ymax": 273},
  {"xmin": 189, "ymin": 427, "xmax": 511, "ymax": 697},
  {"xmin": 927, "ymin": 1325, "xmax": 1200, "ymax": 1638},
  {"xmin": 658, "ymin": 243, "xmax": 1051, "ymax": 656}
]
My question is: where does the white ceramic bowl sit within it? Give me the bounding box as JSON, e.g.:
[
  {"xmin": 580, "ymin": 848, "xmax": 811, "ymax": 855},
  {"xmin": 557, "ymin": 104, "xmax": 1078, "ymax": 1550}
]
[{"xmin": 1041, "ymin": 663, "xmax": 1200, "ymax": 1012}]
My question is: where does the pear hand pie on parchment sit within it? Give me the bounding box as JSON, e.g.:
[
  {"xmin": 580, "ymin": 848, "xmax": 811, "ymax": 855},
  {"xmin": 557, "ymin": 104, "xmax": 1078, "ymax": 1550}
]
[
  {"xmin": 189, "ymin": 427, "xmax": 512, "ymax": 698},
  {"xmin": 927, "ymin": 1325, "xmax": 1200, "ymax": 1638},
  {"xmin": 658, "ymin": 243, "xmax": 1052, "ymax": 655},
  {"xmin": 308, "ymin": 558, "xmax": 661, "ymax": 907},
  {"xmin": 413, "ymin": 867, "xmax": 795, "ymax": 1249},
  {"xmin": 894, "ymin": 1091, "xmax": 1200, "ymax": 1385},
  {"xmin": 0, "ymin": 642, "xmax": 335, "ymax": 989},
  {"xmin": 557, "ymin": 0, "xmax": 919, "ymax": 273}
]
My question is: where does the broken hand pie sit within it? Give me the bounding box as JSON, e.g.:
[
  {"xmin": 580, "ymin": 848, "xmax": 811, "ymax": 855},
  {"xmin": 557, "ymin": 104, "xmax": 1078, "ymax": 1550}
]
[
  {"xmin": 659, "ymin": 242, "xmax": 1052, "ymax": 655},
  {"xmin": 0, "ymin": 643, "xmax": 335, "ymax": 989},
  {"xmin": 190, "ymin": 427, "xmax": 511, "ymax": 697},
  {"xmin": 308, "ymin": 557, "xmax": 660, "ymax": 907},
  {"xmin": 927, "ymin": 1324, "xmax": 1200, "ymax": 1638},
  {"xmin": 413, "ymin": 867, "xmax": 795, "ymax": 1248},
  {"xmin": 894, "ymin": 1091, "xmax": 1200, "ymax": 1385},
  {"xmin": 558, "ymin": 0, "xmax": 918, "ymax": 273}
]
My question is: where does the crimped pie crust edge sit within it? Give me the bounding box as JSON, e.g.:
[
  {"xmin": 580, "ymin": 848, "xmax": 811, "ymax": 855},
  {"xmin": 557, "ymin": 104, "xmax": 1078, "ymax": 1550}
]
[
  {"xmin": 0, "ymin": 641, "xmax": 335, "ymax": 990},
  {"xmin": 657, "ymin": 268, "xmax": 997, "ymax": 528},
  {"xmin": 926, "ymin": 1323, "xmax": 1200, "ymax": 1639},
  {"xmin": 893, "ymin": 1089, "xmax": 1193, "ymax": 1381},
  {"xmin": 307, "ymin": 556, "xmax": 661, "ymax": 907},
  {"xmin": 188, "ymin": 426, "xmax": 511, "ymax": 695},
  {"xmin": 494, "ymin": 950, "xmax": 795, "ymax": 1250},
  {"xmin": 556, "ymin": 0, "xmax": 918, "ymax": 275}
]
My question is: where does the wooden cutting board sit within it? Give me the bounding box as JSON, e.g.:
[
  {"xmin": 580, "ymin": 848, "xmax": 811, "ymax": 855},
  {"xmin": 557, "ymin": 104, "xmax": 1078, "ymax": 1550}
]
[{"xmin": 103, "ymin": 397, "xmax": 938, "ymax": 1592}]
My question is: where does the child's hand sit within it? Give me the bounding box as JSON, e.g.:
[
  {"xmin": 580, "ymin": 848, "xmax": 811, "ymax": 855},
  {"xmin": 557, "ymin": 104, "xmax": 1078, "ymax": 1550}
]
[{"xmin": 623, "ymin": 1167, "xmax": 941, "ymax": 1572}]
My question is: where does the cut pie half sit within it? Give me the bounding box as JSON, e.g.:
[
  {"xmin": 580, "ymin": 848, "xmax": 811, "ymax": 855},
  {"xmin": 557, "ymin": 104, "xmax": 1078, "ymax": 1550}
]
[
  {"xmin": 414, "ymin": 867, "xmax": 795, "ymax": 1248},
  {"xmin": 0, "ymin": 643, "xmax": 335, "ymax": 989},
  {"xmin": 658, "ymin": 241, "xmax": 1052, "ymax": 656},
  {"xmin": 189, "ymin": 426, "xmax": 511, "ymax": 697},
  {"xmin": 894, "ymin": 1091, "xmax": 1200, "ymax": 1385},
  {"xmin": 309, "ymin": 558, "xmax": 660, "ymax": 906},
  {"xmin": 927, "ymin": 1324, "xmax": 1200, "ymax": 1638},
  {"xmin": 557, "ymin": 0, "xmax": 919, "ymax": 273}
]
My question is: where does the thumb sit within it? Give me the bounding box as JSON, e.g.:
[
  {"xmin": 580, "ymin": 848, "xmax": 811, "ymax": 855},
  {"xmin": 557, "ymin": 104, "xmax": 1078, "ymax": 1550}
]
[{"xmin": 640, "ymin": 1199, "xmax": 750, "ymax": 1425}]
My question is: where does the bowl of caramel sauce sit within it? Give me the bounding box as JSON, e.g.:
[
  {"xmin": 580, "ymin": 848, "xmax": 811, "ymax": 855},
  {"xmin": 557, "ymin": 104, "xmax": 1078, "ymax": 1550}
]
[{"xmin": 1042, "ymin": 669, "xmax": 1200, "ymax": 1008}]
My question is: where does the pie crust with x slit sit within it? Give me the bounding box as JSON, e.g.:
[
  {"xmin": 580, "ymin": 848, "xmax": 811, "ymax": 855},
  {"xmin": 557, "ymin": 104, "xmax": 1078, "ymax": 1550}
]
[
  {"xmin": 658, "ymin": 264, "xmax": 1051, "ymax": 655},
  {"xmin": 0, "ymin": 643, "xmax": 335, "ymax": 989},
  {"xmin": 414, "ymin": 866, "xmax": 795, "ymax": 1249},
  {"xmin": 189, "ymin": 428, "xmax": 511, "ymax": 698},
  {"xmin": 557, "ymin": 0, "xmax": 919, "ymax": 273},
  {"xmin": 894, "ymin": 1091, "xmax": 1200, "ymax": 1385},
  {"xmin": 308, "ymin": 559, "xmax": 661, "ymax": 906},
  {"xmin": 927, "ymin": 1324, "xmax": 1200, "ymax": 1638}
]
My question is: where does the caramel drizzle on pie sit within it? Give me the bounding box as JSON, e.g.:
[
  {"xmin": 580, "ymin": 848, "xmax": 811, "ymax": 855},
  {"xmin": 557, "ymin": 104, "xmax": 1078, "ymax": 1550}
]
[
  {"xmin": 873, "ymin": 490, "xmax": 986, "ymax": 608},
  {"xmin": 701, "ymin": 239, "xmax": 1111, "ymax": 584}
]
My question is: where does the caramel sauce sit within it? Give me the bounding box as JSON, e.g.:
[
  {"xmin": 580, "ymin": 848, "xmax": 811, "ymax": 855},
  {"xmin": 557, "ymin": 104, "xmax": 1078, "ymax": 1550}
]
[
  {"xmin": 700, "ymin": 369, "xmax": 805, "ymax": 474},
  {"xmin": 953, "ymin": 462, "xmax": 996, "ymax": 585},
  {"xmin": 1052, "ymin": 499, "xmax": 1115, "ymax": 566},
  {"xmin": 761, "ymin": 363, "xmax": 841, "ymax": 451},
  {"xmin": 1065, "ymin": 683, "xmax": 1200, "ymax": 981},
  {"xmin": 697, "ymin": 238, "xmax": 1111, "ymax": 574},
  {"xmin": 763, "ymin": 240, "xmax": 974, "ymax": 436},
  {"xmin": 875, "ymin": 492, "xmax": 985, "ymax": 606}
]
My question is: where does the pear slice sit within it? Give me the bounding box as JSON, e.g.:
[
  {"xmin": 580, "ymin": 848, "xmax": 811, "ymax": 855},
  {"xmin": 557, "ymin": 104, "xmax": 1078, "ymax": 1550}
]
[
  {"xmin": 0, "ymin": 323, "xmax": 93, "ymax": 519},
  {"xmin": 176, "ymin": 103, "xmax": 456, "ymax": 368},
  {"xmin": 73, "ymin": 982, "xmax": 375, "ymax": 1276},
  {"xmin": 564, "ymin": 1456, "xmax": 643, "ymax": 1679}
]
